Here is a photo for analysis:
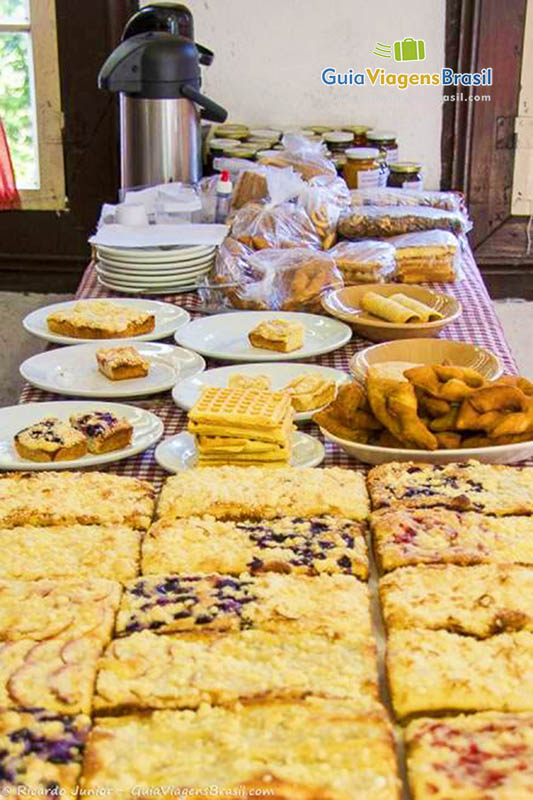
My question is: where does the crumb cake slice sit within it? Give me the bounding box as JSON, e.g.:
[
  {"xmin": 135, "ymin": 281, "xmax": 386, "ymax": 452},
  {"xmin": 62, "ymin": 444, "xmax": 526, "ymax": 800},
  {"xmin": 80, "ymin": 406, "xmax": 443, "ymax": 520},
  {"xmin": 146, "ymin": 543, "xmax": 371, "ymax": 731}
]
[
  {"xmin": 69, "ymin": 411, "xmax": 133, "ymax": 454},
  {"xmin": 248, "ymin": 319, "xmax": 305, "ymax": 353},
  {"xmin": 371, "ymin": 507, "xmax": 533, "ymax": 572},
  {"xmin": 368, "ymin": 460, "xmax": 533, "ymax": 515},
  {"xmin": 387, "ymin": 628, "xmax": 533, "ymax": 719},
  {"xmin": 380, "ymin": 564, "xmax": 533, "ymax": 637},
  {"xmin": 156, "ymin": 466, "xmax": 369, "ymax": 521},
  {"xmin": 46, "ymin": 300, "xmax": 155, "ymax": 339},
  {"xmin": 96, "ymin": 346, "xmax": 149, "ymax": 381},
  {"xmin": 0, "ymin": 708, "xmax": 91, "ymax": 794},
  {"xmin": 406, "ymin": 712, "xmax": 533, "ymax": 800},
  {"xmin": 0, "ymin": 635, "xmax": 103, "ymax": 714},
  {"xmin": 0, "ymin": 578, "xmax": 121, "ymax": 645},
  {"xmin": 0, "ymin": 525, "xmax": 140, "ymax": 583},
  {"xmin": 116, "ymin": 573, "xmax": 371, "ymax": 638},
  {"xmin": 142, "ymin": 516, "xmax": 368, "ymax": 579},
  {"xmin": 93, "ymin": 629, "xmax": 378, "ymax": 713},
  {"xmin": 14, "ymin": 417, "xmax": 87, "ymax": 462},
  {"xmin": 0, "ymin": 471, "xmax": 155, "ymax": 529},
  {"xmin": 81, "ymin": 701, "xmax": 400, "ymax": 800}
]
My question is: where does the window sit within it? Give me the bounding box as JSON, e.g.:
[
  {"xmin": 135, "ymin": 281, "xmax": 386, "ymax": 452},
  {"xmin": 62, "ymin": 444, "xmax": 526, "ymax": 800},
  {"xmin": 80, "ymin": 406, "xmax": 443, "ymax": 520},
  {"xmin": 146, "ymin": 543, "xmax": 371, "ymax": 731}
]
[{"xmin": 0, "ymin": 0, "xmax": 65, "ymax": 209}]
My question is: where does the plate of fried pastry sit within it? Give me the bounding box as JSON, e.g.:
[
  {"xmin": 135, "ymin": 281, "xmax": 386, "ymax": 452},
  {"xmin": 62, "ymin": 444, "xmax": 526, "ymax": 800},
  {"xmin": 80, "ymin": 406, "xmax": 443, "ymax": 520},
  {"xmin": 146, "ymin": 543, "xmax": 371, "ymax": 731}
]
[
  {"xmin": 172, "ymin": 363, "xmax": 351, "ymax": 422},
  {"xmin": 322, "ymin": 284, "xmax": 461, "ymax": 342},
  {"xmin": 0, "ymin": 401, "xmax": 164, "ymax": 469},
  {"xmin": 315, "ymin": 365, "xmax": 533, "ymax": 465}
]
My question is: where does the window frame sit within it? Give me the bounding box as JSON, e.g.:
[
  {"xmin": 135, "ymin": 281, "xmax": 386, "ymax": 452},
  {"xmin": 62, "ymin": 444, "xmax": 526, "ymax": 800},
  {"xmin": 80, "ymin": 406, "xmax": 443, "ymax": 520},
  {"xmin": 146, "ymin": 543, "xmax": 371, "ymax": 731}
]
[{"xmin": 0, "ymin": 0, "xmax": 65, "ymax": 210}]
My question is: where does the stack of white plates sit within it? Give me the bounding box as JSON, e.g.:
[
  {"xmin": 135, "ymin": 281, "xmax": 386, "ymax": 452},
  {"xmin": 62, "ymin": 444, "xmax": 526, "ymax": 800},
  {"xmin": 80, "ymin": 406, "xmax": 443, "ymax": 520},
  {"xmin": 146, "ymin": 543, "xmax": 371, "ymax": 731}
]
[{"xmin": 95, "ymin": 244, "xmax": 217, "ymax": 294}]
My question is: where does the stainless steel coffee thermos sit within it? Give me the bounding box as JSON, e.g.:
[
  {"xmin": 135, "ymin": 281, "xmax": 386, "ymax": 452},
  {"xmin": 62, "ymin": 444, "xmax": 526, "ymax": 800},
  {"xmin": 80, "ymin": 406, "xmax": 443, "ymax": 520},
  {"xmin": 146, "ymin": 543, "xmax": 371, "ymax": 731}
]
[{"xmin": 98, "ymin": 3, "xmax": 227, "ymax": 189}]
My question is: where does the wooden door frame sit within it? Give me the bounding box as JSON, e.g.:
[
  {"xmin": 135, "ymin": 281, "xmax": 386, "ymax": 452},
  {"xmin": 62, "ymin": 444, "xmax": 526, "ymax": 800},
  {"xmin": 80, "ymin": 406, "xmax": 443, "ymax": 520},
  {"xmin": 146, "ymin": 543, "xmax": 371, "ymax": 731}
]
[{"xmin": 441, "ymin": 0, "xmax": 528, "ymax": 245}]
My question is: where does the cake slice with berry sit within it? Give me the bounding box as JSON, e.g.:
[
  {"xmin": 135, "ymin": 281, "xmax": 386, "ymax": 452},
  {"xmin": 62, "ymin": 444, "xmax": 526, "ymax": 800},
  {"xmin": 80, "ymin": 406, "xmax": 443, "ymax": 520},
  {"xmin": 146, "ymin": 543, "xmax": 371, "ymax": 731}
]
[
  {"xmin": 14, "ymin": 417, "xmax": 87, "ymax": 462},
  {"xmin": 70, "ymin": 410, "xmax": 132, "ymax": 454}
]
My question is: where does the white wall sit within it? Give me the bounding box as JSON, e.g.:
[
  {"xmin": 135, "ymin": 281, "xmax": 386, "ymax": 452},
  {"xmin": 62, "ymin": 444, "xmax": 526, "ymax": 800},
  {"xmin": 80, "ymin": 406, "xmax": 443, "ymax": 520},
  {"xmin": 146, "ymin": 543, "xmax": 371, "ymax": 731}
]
[{"xmin": 141, "ymin": 0, "xmax": 446, "ymax": 188}]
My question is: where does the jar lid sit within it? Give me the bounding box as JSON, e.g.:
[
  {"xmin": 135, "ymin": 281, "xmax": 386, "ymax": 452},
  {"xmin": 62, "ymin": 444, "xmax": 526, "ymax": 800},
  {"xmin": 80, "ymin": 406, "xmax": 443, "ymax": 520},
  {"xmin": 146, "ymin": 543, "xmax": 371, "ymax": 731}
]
[
  {"xmin": 215, "ymin": 123, "xmax": 250, "ymax": 139},
  {"xmin": 367, "ymin": 130, "xmax": 397, "ymax": 141},
  {"xmin": 284, "ymin": 128, "xmax": 315, "ymax": 137},
  {"xmin": 309, "ymin": 125, "xmax": 333, "ymax": 134},
  {"xmin": 323, "ymin": 130, "xmax": 354, "ymax": 143},
  {"xmin": 342, "ymin": 125, "xmax": 371, "ymax": 135},
  {"xmin": 345, "ymin": 147, "xmax": 380, "ymax": 160},
  {"xmin": 210, "ymin": 137, "xmax": 240, "ymax": 150},
  {"xmin": 246, "ymin": 136, "xmax": 279, "ymax": 147},
  {"xmin": 226, "ymin": 145, "xmax": 257, "ymax": 158},
  {"xmin": 389, "ymin": 161, "xmax": 422, "ymax": 173},
  {"xmin": 249, "ymin": 128, "xmax": 281, "ymax": 140}
]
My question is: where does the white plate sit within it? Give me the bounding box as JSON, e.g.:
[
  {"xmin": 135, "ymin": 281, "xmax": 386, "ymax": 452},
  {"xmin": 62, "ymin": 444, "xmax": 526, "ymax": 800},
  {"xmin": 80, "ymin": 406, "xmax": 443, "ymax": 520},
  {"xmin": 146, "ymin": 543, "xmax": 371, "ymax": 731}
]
[
  {"xmin": 20, "ymin": 341, "xmax": 205, "ymax": 399},
  {"xmin": 97, "ymin": 276, "xmax": 202, "ymax": 295},
  {"xmin": 96, "ymin": 244, "xmax": 216, "ymax": 264},
  {"xmin": 0, "ymin": 401, "xmax": 164, "ymax": 470},
  {"xmin": 97, "ymin": 254, "xmax": 216, "ymax": 273},
  {"xmin": 172, "ymin": 362, "xmax": 350, "ymax": 422},
  {"xmin": 320, "ymin": 427, "xmax": 533, "ymax": 466},
  {"xmin": 95, "ymin": 263, "xmax": 212, "ymax": 285},
  {"xmin": 174, "ymin": 311, "xmax": 352, "ymax": 362},
  {"xmin": 23, "ymin": 298, "xmax": 190, "ymax": 346},
  {"xmin": 155, "ymin": 431, "xmax": 325, "ymax": 472}
]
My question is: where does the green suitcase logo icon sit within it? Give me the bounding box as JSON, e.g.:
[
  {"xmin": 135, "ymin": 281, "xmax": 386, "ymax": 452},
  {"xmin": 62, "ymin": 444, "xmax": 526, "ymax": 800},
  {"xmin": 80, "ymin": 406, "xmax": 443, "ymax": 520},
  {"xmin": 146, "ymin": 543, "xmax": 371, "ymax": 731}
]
[{"xmin": 393, "ymin": 37, "xmax": 426, "ymax": 62}]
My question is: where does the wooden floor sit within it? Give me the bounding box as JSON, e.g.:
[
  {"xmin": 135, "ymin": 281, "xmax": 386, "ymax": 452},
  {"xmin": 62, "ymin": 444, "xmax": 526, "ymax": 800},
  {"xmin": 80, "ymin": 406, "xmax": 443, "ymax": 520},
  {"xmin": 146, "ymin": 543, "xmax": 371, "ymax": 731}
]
[{"xmin": 475, "ymin": 216, "xmax": 533, "ymax": 299}]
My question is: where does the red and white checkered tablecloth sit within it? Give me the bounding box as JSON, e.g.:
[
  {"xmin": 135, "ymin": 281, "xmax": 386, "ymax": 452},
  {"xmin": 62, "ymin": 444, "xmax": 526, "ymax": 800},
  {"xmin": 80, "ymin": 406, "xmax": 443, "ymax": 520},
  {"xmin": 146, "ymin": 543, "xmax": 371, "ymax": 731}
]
[{"xmin": 19, "ymin": 242, "xmax": 519, "ymax": 486}]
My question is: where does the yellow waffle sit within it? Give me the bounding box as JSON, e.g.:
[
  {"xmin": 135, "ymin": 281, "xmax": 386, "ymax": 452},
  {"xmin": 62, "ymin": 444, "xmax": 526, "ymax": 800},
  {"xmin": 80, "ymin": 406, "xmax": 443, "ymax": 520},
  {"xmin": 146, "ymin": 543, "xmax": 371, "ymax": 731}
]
[
  {"xmin": 198, "ymin": 447, "xmax": 290, "ymax": 463},
  {"xmin": 197, "ymin": 436, "xmax": 289, "ymax": 455},
  {"xmin": 189, "ymin": 387, "xmax": 292, "ymax": 428},
  {"xmin": 198, "ymin": 459, "xmax": 287, "ymax": 468}
]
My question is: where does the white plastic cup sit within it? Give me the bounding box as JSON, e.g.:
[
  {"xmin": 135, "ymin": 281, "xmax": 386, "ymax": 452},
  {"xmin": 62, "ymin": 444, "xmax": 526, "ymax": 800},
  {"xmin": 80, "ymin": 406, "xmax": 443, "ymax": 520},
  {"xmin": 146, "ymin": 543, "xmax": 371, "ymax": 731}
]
[{"xmin": 115, "ymin": 202, "xmax": 148, "ymax": 226}]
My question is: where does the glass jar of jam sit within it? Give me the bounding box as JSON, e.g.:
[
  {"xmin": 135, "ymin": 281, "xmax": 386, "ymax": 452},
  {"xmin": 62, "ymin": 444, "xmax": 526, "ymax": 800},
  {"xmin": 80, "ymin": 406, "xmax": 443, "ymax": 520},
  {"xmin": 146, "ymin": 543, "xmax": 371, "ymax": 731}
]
[
  {"xmin": 367, "ymin": 130, "xmax": 398, "ymax": 163},
  {"xmin": 343, "ymin": 147, "xmax": 381, "ymax": 189},
  {"xmin": 387, "ymin": 162, "xmax": 423, "ymax": 189},
  {"xmin": 323, "ymin": 130, "xmax": 354, "ymax": 155},
  {"xmin": 342, "ymin": 125, "xmax": 371, "ymax": 147}
]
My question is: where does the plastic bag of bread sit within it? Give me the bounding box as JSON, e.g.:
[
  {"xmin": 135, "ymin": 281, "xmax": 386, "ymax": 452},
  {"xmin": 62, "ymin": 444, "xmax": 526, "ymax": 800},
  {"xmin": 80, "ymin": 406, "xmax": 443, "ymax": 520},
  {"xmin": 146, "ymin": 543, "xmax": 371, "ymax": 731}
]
[
  {"xmin": 230, "ymin": 169, "xmax": 321, "ymax": 251},
  {"xmin": 309, "ymin": 173, "xmax": 351, "ymax": 208},
  {"xmin": 389, "ymin": 230, "xmax": 464, "ymax": 283},
  {"xmin": 297, "ymin": 184, "xmax": 341, "ymax": 250},
  {"xmin": 329, "ymin": 240, "xmax": 396, "ymax": 284},
  {"xmin": 257, "ymin": 134, "xmax": 337, "ymax": 181},
  {"xmin": 246, "ymin": 247, "xmax": 344, "ymax": 312},
  {"xmin": 349, "ymin": 187, "xmax": 467, "ymax": 214},
  {"xmin": 231, "ymin": 169, "xmax": 269, "ymax": 210},
  {"xmin": 200, "ymin": 237, "xmax": 271, "ymax": 311},
  {"xmin": 338, "ymin": 205, "xmax": 468, "ymax": 239}
]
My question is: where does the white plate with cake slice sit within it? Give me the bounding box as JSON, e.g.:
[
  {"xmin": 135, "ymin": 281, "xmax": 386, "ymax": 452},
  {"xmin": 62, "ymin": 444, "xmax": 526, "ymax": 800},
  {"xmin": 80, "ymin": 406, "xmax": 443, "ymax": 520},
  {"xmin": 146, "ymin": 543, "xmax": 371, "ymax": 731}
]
[
  {"xmin": 20, "ymin": 341, "xmax": 205, "ymax": 399},
  {"xmin": 172, "ymin": 362, "xmax": 351, "ymax": 422},
  {"xmin": 23, "ymin": 298, "xmax": 190, "ymax": 345},
  {"xmin": 0, "ymin": 401, "xmax": 164, "ymax": 470},
  {"xmin": 174, "ymin": 311, "xmax": 353, "ymax": 362},
  {"xmin": 155, "ymin": 431, "xmax": 325, "ymax": 472}
]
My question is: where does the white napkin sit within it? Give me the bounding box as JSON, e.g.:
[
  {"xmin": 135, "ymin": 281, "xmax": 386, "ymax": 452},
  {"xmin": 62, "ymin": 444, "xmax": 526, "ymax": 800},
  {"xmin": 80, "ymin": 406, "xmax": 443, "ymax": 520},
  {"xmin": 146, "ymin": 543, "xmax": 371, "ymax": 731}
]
[{"xmin": 89, "ymin": 223, "xmax": 229, "ymax": 248}]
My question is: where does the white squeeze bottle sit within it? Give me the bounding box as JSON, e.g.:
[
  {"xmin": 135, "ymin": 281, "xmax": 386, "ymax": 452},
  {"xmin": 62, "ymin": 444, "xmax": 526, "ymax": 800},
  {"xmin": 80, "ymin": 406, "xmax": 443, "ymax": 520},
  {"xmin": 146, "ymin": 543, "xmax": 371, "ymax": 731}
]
[{"xmin": 215, "ymin": 170, "xmax": 233, "ymax": 223}]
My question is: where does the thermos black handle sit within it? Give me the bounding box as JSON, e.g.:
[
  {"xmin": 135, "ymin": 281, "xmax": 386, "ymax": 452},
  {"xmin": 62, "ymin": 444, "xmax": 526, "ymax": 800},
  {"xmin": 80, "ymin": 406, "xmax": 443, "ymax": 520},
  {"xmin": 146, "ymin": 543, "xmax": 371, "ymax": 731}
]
[
  {"xmin": 195, "ymin": 43, "xmax": 214, "ymax": 67},
  {"xmin": 181, "ymin": 83, "xmax": 227, "ymax": 122}
]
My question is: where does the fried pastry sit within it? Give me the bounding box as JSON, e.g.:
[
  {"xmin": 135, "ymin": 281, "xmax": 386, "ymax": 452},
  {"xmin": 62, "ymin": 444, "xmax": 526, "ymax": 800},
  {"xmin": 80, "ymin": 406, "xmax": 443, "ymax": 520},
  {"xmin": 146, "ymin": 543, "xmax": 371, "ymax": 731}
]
[
  {"xmin": 404, "ymin": 364, "xmax": 485, "ymax": 401},
  {"xmin": 367, "ymin": 369, "xmax": 438, "ymax": 450},
  {"xmin": 313, "ymin": 381, "xmax": 382, "ymax": 442}
]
